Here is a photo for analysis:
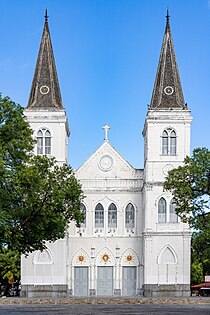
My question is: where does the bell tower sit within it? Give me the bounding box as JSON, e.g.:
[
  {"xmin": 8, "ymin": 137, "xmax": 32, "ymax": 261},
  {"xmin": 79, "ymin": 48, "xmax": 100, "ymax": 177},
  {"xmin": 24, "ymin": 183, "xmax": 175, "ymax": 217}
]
[
  {"xmin": 21, "ymin": 11, "xmax": 69, "ymax": 298},
  {"xmin": 142, "ymin": 11, "xmax": 192, "ymax": 297},
  {"xmin": 24, "ymin": 10, "xmax": 69, "ymax": 165}
]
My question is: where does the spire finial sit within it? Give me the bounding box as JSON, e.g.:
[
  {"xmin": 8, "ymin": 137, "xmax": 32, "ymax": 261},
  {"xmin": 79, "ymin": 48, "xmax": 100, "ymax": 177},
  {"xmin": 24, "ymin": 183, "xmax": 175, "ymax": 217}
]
[
  {"xmin": 166, "ymin": 8, "xmax": 170, "ymax": 25},
  {"xmin": 45, "ymin": 9, "xmax": 49, "ymax": 23}
]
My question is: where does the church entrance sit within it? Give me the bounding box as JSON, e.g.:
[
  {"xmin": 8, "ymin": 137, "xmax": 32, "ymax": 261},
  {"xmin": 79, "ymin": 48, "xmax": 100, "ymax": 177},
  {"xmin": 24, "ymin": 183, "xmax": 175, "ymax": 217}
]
[
  {"xmin": 122, "ymin": 266, "xmax": 137, "ymax": 296},
  {"xmin": 74, "ymin": 267, "xmax": 88, "ymax": 296},
  {"xmin": 97, "ymin": 266, "xmax": 113, "ymax": 295}
]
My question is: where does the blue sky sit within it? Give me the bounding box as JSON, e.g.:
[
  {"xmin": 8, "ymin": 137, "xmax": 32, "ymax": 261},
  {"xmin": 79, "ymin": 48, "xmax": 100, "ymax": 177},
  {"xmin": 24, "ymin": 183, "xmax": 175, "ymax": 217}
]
[{"xmin": 0, "ymin": 0, "xmax": 210, "ymax": 169}]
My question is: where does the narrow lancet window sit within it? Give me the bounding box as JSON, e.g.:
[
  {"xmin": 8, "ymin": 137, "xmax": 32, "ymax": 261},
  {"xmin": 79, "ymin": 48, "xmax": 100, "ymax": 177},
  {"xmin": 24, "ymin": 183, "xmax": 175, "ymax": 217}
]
[
  {"xmin": 108, "ymin": 203, "xmax": 117, "ymax": 228},
  {"xmin": 125, "ymin": 203, "xmax": 135, "ymax": 228},
  {"xmin": 170, "ymin": 199, "xmax": 178, "ymax": 223},
  {"xmin": 158, "ymin": 197, "xmax": 167, "ymax": 223},
  {"xmin": 95, "ymin": 203, "xmax": 104, "ymax": 228}
]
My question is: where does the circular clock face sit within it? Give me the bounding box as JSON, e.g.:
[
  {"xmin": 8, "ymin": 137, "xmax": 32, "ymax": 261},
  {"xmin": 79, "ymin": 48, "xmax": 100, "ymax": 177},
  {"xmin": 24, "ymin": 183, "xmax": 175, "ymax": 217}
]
[
  {"xmin": 40, "ymin": 85, "xmax": 50, "ymax": 95},
  {"xmin": 99, "ymin": 155, "xmax": 113, "ymax": 171},
  {"xmin": 164, "ymin": 86, "xmax": 174, "ymax": 95}
]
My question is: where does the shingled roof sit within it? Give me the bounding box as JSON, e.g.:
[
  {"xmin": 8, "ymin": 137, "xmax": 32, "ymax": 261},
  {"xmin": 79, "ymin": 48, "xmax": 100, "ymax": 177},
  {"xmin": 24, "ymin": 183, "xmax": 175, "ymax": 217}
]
[
  {"xmin": 27, "ymin": 10, "xmax": 63, "ymax": 110},
  {"xmin": 149, "ymin": 11, "xmax": 186, "ymax": 110}
]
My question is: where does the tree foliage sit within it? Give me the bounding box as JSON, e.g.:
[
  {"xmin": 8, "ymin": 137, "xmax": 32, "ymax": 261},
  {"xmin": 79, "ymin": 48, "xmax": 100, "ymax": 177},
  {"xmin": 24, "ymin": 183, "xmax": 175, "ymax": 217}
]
[
  {"xmin": 0, "ymin": 246, "xmax": 20, "ymax": 282},
  {"xmin": 0, "ymin": 95, "xmax": 83, "ymax": 255}
]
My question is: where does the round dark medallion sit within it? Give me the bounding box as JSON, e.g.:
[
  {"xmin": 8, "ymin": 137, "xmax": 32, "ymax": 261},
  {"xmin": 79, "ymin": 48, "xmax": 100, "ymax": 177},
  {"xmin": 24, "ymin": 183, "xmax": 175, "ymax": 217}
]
[
  {"xmin": 164, "ymin": 86, "xmax": 174, "ymax": 95},
  {"xmin": 40, "ymin": 85, "xmax": 50, "ymax": 95}
]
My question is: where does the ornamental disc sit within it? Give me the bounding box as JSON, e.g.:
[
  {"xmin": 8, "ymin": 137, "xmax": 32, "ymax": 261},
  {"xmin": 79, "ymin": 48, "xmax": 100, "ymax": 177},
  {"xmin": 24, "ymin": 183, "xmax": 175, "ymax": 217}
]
[
  {"xmin": 164, "ymin": 86, "xmax": 174, "ymax": 95},
  {"xmin": 40, "ymin": 85, "xmax": 50, "ymax": 95},
  {"xmin": 99, "ymin": 155, "xmax": 113, "ymax": 171}
]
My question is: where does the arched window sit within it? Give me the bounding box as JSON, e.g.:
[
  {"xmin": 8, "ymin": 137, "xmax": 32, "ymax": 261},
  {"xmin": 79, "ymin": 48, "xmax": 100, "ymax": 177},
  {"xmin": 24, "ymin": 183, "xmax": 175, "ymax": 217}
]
[
  {"xmin": 170, "ymin": 199, "xmax": 178, "ymax": 223},
  {"xmin": 37, "ymin": 130, "xmax": 43, "ymax": 155},
  {"xmin": 158, "ymin": 197, "xmax": 166, "ymax": 223},
  {"xmin": 95, "ymin": 203, "xmax": 104, "ymax": 228},
  {"xmin": 45, "ymin": 130, "xmax": 51, "ymax": 155},
  {"xmin": 125, "ymin": 203, "xmax": 135, "ymax": 228},
  {"xmin": 162, "ymin": 129, "xmax": 176, "ymax": 155},
  {"xmin": 37, "ymin": 129, "xmax": 51, "ymax": 155},
  {"xmin": 80, "ymin": 203, "xmax": 86, "ymax": 227},
  {"xmin": 170, "ymin": 130, "xmax": 176, "ymax": 155},
  {"xmin": 162, "ymin": 130, "xmax": 168, "ymax": 155},
  {"xmin": 108, "ymin": 203, "xmax": 117, "ymax": 228}
]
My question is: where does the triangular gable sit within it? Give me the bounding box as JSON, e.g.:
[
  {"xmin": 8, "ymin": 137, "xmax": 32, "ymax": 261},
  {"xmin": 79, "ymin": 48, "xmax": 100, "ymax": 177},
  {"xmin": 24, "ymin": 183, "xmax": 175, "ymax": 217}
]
[{"xmin": 76, "ymin": 141, "xmax": 141, "ymax": 180}]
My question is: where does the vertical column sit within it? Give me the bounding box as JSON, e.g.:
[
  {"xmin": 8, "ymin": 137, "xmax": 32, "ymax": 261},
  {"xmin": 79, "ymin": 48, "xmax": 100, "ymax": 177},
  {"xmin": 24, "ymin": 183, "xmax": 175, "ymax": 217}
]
[
  {"xmin": 114, "ymin": 245, "xmax": 121, "ymax": 295},
  {"xmin": 90, "ymin": 245, "xmax": 96, "ymax": 295}
]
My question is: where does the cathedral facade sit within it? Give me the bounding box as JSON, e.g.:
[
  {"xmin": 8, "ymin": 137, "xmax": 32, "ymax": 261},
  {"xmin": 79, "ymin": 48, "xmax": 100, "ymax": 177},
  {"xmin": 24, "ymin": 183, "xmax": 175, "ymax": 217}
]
[{"xmin": 21, "ymin": 12, "xmax": 192, "ymax": 298}]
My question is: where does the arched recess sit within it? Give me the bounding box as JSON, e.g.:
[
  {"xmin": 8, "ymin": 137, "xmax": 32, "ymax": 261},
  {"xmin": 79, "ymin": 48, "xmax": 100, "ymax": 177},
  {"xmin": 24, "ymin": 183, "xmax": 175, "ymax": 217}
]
[
  {"xmin": 96, "ymin": 247, "xmax": 115, "ymax": 266},
  {"xmin": 157, "ymin": 245, "xmax": 177, "ymax": 265},
  {"xmin": 157, "ymin": 245, "xmax": 178, "ymax": 285},
  {"xmin": 125, "ymin": 202, "xmax": 135, "ymax": 228},
  {"xmin": 72, "ymin": 248, "xmax": 90, "ymax": 266},
  {"xmin": 33, "ymin": 247, "xmax": 53, "ymax": 264},
  {"xmin": 120, "ymin": 248, "xmax": 139, "ymax": 266}
]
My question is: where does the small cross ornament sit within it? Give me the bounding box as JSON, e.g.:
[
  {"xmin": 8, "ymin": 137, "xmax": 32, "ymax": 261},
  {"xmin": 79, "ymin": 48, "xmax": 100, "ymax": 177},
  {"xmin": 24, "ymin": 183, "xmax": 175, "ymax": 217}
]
[{"xmin": 102, "ymin": 124, "xmax": 111, "ymax": 141}]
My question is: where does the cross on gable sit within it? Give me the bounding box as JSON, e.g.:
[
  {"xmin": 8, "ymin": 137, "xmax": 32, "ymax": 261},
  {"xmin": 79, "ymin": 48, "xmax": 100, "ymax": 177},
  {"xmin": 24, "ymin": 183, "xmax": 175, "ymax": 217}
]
[{"xmin": 102, "ymin": 124, "xmax": 111, "ymax": 141}]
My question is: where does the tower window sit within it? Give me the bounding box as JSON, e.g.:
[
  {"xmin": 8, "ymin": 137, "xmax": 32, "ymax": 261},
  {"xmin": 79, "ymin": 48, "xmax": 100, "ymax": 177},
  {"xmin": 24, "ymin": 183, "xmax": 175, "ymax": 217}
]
[
  {"xmin": 125, "ymin": 203, "xmax": 135, "ymax": 228},
  {"xmin": 158, "ymin": 197, "xmax": 166, "ymax": 223},
  {"xmin": 169, "ymin": 199, "xmax": 178, "ymax": 223},
  {"xmin": 37, "ymin": 129, "xmax": 51, "ymax": 155},
  {"xmin": 108, "ymin": 203, "xmax": 117, "ymax": 228},
  {"xmin": 80, "ymin": 203, "xmax": 86, "ymax": 228},
  {"xmin": 162, "ymin": 129, "xmax": 176, "ymax": 155},
  {"xmin": 95, "ymin": 203, "xmax": 104, "ymax": 228}
]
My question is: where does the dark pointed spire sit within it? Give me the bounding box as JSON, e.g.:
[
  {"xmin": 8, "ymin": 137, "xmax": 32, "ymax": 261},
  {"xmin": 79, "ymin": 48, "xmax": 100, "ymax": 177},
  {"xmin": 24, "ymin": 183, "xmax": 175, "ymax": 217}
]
[
  {"xmin": 149, "ymin": 12, "xmax": 186, "ymax": 110},
  {"xmin": 27, "ymin": 11, "xmax": 63, "ymax": 110}
]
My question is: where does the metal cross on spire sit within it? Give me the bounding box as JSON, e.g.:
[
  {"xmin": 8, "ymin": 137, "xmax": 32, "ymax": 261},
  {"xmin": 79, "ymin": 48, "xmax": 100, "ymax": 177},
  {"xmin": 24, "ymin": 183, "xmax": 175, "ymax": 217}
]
[
  {"xmin": 102, "ymin": 124, "xmax": 111, "ymax": 141},
  {"xmin": 166, "ymin": 8, "xmax": 170, "ymax": 25},
  {"xmin": 45, "ymin": 9, "xmax": 49, "ymax": 23}
]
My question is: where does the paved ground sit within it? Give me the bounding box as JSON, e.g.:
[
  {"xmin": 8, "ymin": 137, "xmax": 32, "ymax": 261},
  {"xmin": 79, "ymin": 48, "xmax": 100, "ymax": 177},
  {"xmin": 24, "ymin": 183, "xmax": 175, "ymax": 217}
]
[{"xmin": 0, "ymin": 303, "xmax": 210, "ymax": 315}]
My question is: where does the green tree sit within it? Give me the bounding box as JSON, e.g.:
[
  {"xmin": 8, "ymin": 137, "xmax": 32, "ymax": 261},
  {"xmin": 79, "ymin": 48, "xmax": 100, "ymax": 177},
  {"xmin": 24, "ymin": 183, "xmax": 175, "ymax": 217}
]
[
  {"xmin": 0, "ymin": 246, "xmax": 20, "ymax": 291},
  {"xmin": 191, "ymin": 258, "xmax": 203, "ymax": 285},
  {"xmin": 191, "ymin": 231, "xmax": 210, "ymax": 281},
  {"xmin": 164, "ymin": 147, "xmax": 210, "ymax": 229},
  {"xmin": 164, "ymin": 147, "xmax": 210, "ymax": 281},
  {"xmin": 0, "ymin": 95, "xmax": 83, "ymax": 255}
]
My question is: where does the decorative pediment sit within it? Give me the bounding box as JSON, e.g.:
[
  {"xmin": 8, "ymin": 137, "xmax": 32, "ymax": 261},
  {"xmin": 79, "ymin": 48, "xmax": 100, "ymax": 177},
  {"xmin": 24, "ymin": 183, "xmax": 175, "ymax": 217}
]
[
  {"xmin": 72, "ymin": 248, "xmax": 90, "ymax": 266},
  {"xmin": 120, "ymin": 248, "xmax": 139, "ymax": 266},
  {"xmin": 96, "ymin": 247, "xmax": 115, "ymax": 266},
  {"xmin": 76, "ymin": 141, "xmax": 141, "ymax": 181}
]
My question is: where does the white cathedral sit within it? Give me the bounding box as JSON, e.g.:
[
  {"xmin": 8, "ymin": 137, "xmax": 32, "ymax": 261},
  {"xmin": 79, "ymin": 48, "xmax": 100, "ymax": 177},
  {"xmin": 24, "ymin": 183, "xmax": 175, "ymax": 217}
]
[{"xmin": 21, "ymin": 12, "xmax": 192, "ymax": 298}]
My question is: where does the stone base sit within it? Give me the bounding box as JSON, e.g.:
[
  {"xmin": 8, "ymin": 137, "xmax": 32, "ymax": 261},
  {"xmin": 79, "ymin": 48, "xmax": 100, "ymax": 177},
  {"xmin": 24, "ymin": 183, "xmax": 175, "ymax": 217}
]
[
  {"xmin": 114, "ymin": 289, "xmax": 121, "ymax": 295},
  {"xmin": 143, "ymin": 284, "xmax": 190, "ymax": 297},
  {"xmin": 89, "ymin": 289, "xmax": 96, "ymax": 296},
  {"xmin": 67, "ymin": 289, "xmax": 73, "ymax": 296},
  {"xmin": 21, "ymin": 285, "xmax": 68, "ymax": 298}
]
